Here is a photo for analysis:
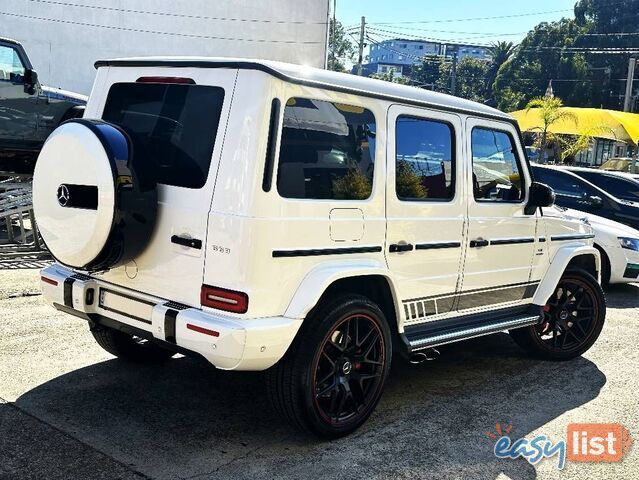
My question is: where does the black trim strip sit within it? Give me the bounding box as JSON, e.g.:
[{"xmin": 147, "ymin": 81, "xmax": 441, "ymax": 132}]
[
  {"xmin": 490, "ymin": 237, "xmax": 535, "ymax": 246},
  {"xmin": 538, "ymin": 237, "xmax": 546, "ymax": 243},
  {"xmin": 415, "ymin": 242, "xmax": 461, "ymax": 250},
  {"xmin": 164, "ymin": 309, "xmax": 178, "ymax": 344},
  {"xmin": 272, "ymin": 246, "xmax": 382, "ymax": 258},
  {"xmin": 262, "ymin": 98, "xmax": 281, "ymax": 192},
  {"xmin": 551, "ymin": 234, "xmax": 595, "ymax": 242},
  {"xmin": 63, "ymin": 277, "xmax": 75, "ymax": 307},
  {"xmin": 94, "ymin": 59, "xmax": 515, "ymax": 124}
]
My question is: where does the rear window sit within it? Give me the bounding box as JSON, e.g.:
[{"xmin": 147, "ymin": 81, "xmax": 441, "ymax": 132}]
[
  {"xmin": 276, "ymin": 98, "xmax": 376, "ymax": 200},
  {"xmin": 102, "ymin": 83, "xmax": 225, "ymax": 189}
]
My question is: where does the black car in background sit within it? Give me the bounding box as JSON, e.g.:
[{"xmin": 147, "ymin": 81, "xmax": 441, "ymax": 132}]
[
  {"xmin": 531, "ymin": 165, "xmax": 639, "ymax": 231},
  {"xmin": 0, "ymin": 37, "xmax": 86, "ymax": 173},
  {"xmin": 563, "ymin": 166, "xmax": 639, "ymax": 203}
]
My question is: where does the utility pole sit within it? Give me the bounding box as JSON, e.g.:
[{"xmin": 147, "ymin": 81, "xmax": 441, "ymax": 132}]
[
  {"xmin": 623, "ymin": 57, "xmax": 636, "ymax": 112},
  {"xmin": 450, "ymin": 46, "xmax": 458, "ymax": 96},
  {"xmin": 624, "ymin": 57, "xmax": 638, "ymax": 173},
  {"xmin": 356, "ymin": 16, "xmax": 365, "ymax": 76}
]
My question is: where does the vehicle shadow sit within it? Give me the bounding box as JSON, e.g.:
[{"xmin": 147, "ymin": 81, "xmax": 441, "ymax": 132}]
[
  {"xmin": 604, "ymin": 282, "xmax": 639, "ymax": 308},
  {"xmin": 13, "ymin": 333, "xmax": 605, "ymax": 480}
]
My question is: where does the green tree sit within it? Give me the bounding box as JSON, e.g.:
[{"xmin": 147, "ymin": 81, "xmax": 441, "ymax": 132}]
[
  {"xmin": 438, "ymin": 57, "xmax": 490, "ymax": 103},
  {"xmin": 371, "ymin": 68, "xmax": 411, "ymax": 85},
  {"xmin": 396, "ymin": 161, "xmax": 427, "ymax": 199},
  {"xmin": 525, "ymin": 96, "xmax": 578, "ymax": 161},
  {"xmin": 485, "ymin": 41, "xmax": 515, "ymax": 100},
  {"xmin": 494, "ymin": 19, "xmax": 590, "ymax": 111},
  {"xmin": 411, "ymin": 55, "xmax": 445, "ymax": 90},
  {"xmin": 327, "ymin": 18, "xmax": 356, "ymax": 72}
]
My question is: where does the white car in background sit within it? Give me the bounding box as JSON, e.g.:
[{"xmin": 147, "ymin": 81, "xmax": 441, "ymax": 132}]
[{"xmin": 554, "ymin": 207, "xmax": 639, "ymax": 284}]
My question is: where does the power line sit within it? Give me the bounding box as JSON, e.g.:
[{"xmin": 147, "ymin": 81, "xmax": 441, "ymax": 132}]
[
  {"xmin": 23, "ymin": 0, "xmax": 327, "ymax": 25},
  {"xmin": 366, "ymin": 8, "xmax": 574, "ymax": 25},
  {"xmin": 0, "ymin": 11, "xmax": 325, "ymax": 44}
]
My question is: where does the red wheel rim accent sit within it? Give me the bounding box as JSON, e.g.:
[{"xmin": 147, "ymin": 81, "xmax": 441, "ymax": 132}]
[{"xmin": 311, "ymin": 313, "xmax": 386, "ymax": 427}]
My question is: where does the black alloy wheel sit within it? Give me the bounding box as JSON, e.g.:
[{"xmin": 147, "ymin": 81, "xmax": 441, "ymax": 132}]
[
  {"xmin": 265, "ymin": 294, "xmax": 392, "ymax": 438},
  {"xmin": 312, "ymin": 313, "xmax": 386, "ymax": 427},
  {"xmin": 509, "ymin": 269, "xmax": 605, "ymax": 360}
]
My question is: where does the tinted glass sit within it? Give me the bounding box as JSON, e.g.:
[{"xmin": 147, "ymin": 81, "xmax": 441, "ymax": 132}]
[
  {"xmin": 102, "ymin": 83, "xmax": 225, "ymax": 189},
  {"xmin": 0, "ymin": 46, "xmax": 25, "ymax": 81},
  {"xmin": 395, "ymin": 116, "xmax": 454, "ymax": 201},
  {"xmin": 471, "ymin": 128, "xmax": 524, "ymax": 202},
  {"xmin": 532, "ymin": 168, "xmax": 597, "ymax": 197},
  {"xmin": 277, "ymin": 98, "xmax": 376, "ymax": 200},
  {"xmin": 579, "ymin": 172, "xmax": 639, "ymax": 202}
]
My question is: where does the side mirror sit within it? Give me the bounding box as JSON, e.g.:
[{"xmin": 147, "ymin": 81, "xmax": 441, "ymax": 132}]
[
  {"xmin": 23, "ymin": 68, "xmax": 38, "ymax": 95},
  {"xmin": 525, "ymin": 181, "xmax": 555, "ymax": 215}
]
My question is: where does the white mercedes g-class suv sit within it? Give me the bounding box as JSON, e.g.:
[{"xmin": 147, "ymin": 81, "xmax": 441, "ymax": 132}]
[{"xmin": 33, "ymin": 58, "xmax": 605, "ymax": 438}]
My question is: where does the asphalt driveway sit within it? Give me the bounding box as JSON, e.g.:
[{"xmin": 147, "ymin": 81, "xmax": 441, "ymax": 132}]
[{"xmin": 0, "ymin": 268, "xmax": 637, "ymax": 479}]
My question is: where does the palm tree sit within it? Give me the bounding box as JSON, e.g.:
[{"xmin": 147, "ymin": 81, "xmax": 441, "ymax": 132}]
[
  {"xmin": 486, "ymin": 41, "xmax": 515, "ymax": 98},
  {"xmin": 525, "ymin": 97, "xmax": 578, "ymax": 163}
]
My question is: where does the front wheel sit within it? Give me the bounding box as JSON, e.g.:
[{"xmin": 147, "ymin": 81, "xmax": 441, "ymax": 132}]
[
  {"xmin": 509, "ymin": 269, "xmax": 606, "ymax": 360},
  {"xmin": 265, "ymin": 295, "xmax": 392, "ymax": 438}
]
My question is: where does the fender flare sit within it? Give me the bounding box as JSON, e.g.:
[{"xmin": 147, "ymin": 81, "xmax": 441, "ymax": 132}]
[
  {"xmin": 283, "ymin": 259, "xmax": 400, "ymax": 320},
  {"xmin": 532, "ymin": 244, "xmax": 600, "ymax": 305}
]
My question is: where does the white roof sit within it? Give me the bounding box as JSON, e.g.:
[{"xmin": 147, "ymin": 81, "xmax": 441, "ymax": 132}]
[{"xmin": 96, "ymin": 56, "xmax": 511, "ymax": 121}]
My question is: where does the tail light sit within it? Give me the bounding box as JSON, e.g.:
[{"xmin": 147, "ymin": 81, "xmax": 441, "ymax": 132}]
[
  {"xmin": 41, "ymin": 276, "xmax": 58, "ymax": 286},
  {"xmin": 200, "ymin": 285, "xmax": 249, "ymax": 314}
]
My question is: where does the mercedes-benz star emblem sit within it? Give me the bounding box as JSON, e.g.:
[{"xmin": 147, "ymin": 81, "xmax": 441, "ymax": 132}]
[{"xmin": 57, "ymin": 184, "xmax": 70, "ymax": 207}]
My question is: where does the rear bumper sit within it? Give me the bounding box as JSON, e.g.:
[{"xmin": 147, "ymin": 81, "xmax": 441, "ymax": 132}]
[{"xmin": 40, "ymin": 264, "xmax": 302, "ymax": 371}]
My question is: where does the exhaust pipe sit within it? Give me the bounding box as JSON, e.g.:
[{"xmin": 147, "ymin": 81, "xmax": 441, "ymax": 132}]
[{"xmin": 409, "ymin": 348, "xmax": 440, "ymax": 364}]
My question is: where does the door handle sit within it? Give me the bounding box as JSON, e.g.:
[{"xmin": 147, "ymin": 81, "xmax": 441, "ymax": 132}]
[
  {"xmin": 389, "ymin": 243, "xmax": 414, "ymax": 253},
  {"xmin": 171, "ymin": 235, "xmax": 202, "ymax": 250},
  {"xmin": 469, "ymin": 239, "xmax": 489, "ymax": 248}
]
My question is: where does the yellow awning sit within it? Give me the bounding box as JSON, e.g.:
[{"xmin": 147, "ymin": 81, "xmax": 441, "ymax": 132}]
[{"xmin": 510, "ymin": 107, "xmax": 639, "ymax": 145}]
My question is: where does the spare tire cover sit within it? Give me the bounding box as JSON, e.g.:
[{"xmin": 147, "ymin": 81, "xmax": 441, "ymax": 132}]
[{"xmin": 33, "ymin": 119, "xmax": 157, "ymax": 271}]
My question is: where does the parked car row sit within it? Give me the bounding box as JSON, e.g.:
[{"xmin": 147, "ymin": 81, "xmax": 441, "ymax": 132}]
[{"xmin": 531, "ymin": 164, "xmax": 639, "ymax": 284}]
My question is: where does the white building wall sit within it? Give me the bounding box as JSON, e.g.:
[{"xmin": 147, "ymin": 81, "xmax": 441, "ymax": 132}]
[{"xmin": 1, "ymin": 0, "xmax": 329, "ymax": 94}]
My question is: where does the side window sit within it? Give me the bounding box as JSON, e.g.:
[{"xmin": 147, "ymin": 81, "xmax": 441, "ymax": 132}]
[
  {"xmin": 534, "ymin": 169, "xmax": 590, "ymax": 197},
  {"xmin": 471, "ymin": 127, "xmax": 524, "ymax": 202},
  {"xmin": 395, "ymin": 116, "xmax": 455, "ymax": 201},
  {"xmin": 277, "ymin": 98, "xmax": 376, "ymax": 200},
  {"xmin": 0, "ymin": 45, "xmax": 25, "ymax": 82}
]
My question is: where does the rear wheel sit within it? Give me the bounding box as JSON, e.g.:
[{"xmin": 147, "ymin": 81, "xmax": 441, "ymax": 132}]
[
  {"xmin": 265, "ymin": 295, "xmax": 392, "ymax": 438},
  {"xmin": 90, "ymin": 325, "xmax": 175, "ymax": 363},
  {"xmin": 509, "ymin": 269, "xmax": 605, "ymax": 360}
]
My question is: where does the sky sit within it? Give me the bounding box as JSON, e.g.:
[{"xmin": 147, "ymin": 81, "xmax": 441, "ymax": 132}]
[{"xmin": 336, "ymin": 0, "xmax": 578, "ymax": 47}]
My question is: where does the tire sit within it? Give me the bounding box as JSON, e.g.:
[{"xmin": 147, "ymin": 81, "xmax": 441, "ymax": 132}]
[
  {"xmin": 91, "ymin": 325, "xmax": 175, "ymax": 363},
  {"xmin": 265, "ymin": 294, "xmax": 392, "ymax": 438},
  {"xmin": 509, "ymin": 268, "xmax": 605, "ymax": 360}
]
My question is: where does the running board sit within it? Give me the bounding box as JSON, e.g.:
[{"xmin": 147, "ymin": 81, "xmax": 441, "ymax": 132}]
[{"xmin": 402, "ymin": 305, "xmax": 543, "ymax": 353}]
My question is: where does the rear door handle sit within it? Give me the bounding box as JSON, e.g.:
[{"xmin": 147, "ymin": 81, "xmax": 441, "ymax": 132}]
[
  {"xmin": 469, "ymin": 239, "xmax": 489, "ymax": 248},
  {"xmin": 171, "ymin": 235, "xmax": 202, "ymax": 250},
  {"xmin": 389, "ymin": 243, "xmax": 414, "ymax": 253}
]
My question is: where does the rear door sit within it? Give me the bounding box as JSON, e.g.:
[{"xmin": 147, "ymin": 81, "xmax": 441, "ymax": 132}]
[
  {"xmin": 95, "ymin": 69, "xmax": 237, "ymax": 306},
  {"xmin": 385, "ymin": 105, "xmax": 466, "ymax": 324}
]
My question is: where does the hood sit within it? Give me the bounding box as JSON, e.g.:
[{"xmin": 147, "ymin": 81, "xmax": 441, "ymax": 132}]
[
  {"xmin": 41, "ymin": 85, "xmax": 88, "ymax": 104},
  {"xmin": 562, "ymin": 208, "xmax": 639, "ymax": 239}
]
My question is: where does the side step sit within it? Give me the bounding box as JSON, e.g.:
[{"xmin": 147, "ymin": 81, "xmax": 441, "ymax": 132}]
[{"xmin": 402, "ymin": 305, "xmax": 542, "ymax": 353}]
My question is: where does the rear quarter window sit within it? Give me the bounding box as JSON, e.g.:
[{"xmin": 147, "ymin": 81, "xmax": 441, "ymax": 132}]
[
  {"xmin": 276, "ymin": 98, "xmax": 376, "ymax": 200},
  {"xmin": 102, "ymin": 82, "xmax": 225, "ymax": 189}
]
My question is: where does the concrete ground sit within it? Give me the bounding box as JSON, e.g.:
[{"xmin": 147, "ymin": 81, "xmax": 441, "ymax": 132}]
[{"xmin": 0, "ymin": 268, "xmax": 637, "ymax": 480}]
